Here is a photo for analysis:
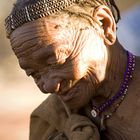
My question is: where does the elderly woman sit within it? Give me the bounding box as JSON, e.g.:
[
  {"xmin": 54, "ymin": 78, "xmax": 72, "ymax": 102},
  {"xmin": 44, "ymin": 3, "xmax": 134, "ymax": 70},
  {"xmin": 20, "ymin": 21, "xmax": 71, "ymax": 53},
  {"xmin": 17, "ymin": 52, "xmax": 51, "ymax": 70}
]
[{"xmin": 5, "ymin": 0, "xmax": 140, "ymax": 139}]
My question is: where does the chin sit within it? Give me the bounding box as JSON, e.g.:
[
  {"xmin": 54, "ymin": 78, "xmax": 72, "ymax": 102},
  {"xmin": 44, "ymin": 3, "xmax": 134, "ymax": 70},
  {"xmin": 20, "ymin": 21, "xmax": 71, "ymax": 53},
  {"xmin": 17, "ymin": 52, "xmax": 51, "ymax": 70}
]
[{"xmin": 60, "ymin": 79, "xmax": 95, "ymax": 110}]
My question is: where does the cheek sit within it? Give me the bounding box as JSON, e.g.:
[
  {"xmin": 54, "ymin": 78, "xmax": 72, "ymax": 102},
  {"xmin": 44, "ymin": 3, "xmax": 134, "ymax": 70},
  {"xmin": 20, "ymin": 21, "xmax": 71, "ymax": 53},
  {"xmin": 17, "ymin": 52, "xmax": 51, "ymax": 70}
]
[
  {"xmin": 48, "ymin": 29, "xmax": 75, "ymax": 61},
  {"xmin": 71, "ymin": 58, "xmax": 89, "ymax": 80}
]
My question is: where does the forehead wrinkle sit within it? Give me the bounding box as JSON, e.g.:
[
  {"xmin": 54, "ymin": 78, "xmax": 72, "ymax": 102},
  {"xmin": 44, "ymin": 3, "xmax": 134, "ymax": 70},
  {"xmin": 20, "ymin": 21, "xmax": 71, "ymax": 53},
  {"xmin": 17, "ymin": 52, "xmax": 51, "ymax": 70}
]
[
  {"xmin": 12, "ymin": 36, "xmax": 41, "ymax": 58},
  {"xmin": 14, "ymin": 38, "xmax": 54, "ymax": 60},
  {"xmin": 19, "ymin": 58, "xmax": 39, "ymax": 70},
  {"xmin": 15, "ymin": 43, "xmax": 39, "ymax": 59},
  {"xmin": 11, "ymin": 30, "xmax": 46, "ymax": 49},
  {"xmin": 11, "ymin": 36, "xmax": 38, "ymax": 52},
  {"xmin": 10, "ymin": 17, "xmax": 70, "ymax": 49},
  {"xmin": 10, "ymin": 21, "xmax": 50, "ymax": 47},
  {"xmin": 11, "ymin": 18, "xmax": 48, "ymax": 36},
  {"xmin": 11, "ymin": 33, "xmax": 54, "ymax": 56}
]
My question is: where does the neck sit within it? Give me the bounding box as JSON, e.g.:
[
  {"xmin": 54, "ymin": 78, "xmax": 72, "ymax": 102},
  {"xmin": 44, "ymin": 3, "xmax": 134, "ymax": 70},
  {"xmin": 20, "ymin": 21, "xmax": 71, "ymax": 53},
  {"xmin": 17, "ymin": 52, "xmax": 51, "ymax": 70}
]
[{"xmin": 95, "ymin": 39, "xmax": 128, "ymax": 103}]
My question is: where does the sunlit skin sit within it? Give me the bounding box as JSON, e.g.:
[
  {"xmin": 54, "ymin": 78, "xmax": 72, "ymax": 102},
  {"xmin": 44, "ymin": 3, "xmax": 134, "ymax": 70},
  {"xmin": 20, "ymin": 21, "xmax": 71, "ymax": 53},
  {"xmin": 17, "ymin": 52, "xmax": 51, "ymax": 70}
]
[
  {"xmin": 10, "ymin": 5, "xmax": 118, "ymax": 110},
  {"xmin": 10, "ymin": 16, "xmax": 108, "ymax": 109},
  {"xmin": 9, "ymin": 5, "xmax": 140, "ymax": 139}
]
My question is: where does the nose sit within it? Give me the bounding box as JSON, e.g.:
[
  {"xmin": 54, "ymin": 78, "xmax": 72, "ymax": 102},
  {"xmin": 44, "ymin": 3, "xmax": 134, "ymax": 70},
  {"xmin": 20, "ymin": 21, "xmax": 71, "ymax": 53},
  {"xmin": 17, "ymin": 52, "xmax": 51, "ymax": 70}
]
[{"xmin": 41, "ymin": 75, "xmax": 62, "ymax": 93}]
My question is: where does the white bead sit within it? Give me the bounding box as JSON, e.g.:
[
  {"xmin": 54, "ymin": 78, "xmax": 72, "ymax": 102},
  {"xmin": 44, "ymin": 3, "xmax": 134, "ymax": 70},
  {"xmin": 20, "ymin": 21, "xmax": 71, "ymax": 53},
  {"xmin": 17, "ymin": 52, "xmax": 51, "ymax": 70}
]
[
  {"xmin": 106, "ymin": 115, "xmax": 110, "ymax": 118},
  {"xmin": 91, "ymin": 109, "xmax": 97, "ymax": 118}
]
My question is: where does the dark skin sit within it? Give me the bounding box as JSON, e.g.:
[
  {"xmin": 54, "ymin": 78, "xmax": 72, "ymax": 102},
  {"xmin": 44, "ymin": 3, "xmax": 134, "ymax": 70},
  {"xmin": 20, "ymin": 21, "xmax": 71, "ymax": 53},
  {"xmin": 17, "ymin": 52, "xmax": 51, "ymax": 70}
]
[{"xmin": 10, "ymin": 5, "xmax": 140, "ymax": 139}]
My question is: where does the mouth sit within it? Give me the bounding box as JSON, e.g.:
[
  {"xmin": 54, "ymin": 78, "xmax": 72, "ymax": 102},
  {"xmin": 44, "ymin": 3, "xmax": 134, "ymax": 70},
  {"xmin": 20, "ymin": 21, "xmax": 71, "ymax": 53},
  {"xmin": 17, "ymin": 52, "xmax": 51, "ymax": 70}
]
[{"xmin": 58, "ymin": 80, "xmax": 79, "ymax": 101}]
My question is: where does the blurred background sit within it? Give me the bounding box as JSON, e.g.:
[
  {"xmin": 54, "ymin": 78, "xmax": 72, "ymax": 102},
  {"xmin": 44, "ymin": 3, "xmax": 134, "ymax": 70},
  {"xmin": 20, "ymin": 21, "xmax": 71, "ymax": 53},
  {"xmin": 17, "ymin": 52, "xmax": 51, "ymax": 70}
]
[{"xmin": 0, "ymin": 0, "xmax": 140, "ymax": 140}]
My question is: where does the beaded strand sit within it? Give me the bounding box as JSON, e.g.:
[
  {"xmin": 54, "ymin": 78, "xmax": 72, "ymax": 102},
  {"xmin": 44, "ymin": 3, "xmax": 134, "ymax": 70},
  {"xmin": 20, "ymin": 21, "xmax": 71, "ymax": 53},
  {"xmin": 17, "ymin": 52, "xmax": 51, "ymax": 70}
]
[{"xmin": 91, "ymin": 51, "xmax": 135, "ymax": 119}]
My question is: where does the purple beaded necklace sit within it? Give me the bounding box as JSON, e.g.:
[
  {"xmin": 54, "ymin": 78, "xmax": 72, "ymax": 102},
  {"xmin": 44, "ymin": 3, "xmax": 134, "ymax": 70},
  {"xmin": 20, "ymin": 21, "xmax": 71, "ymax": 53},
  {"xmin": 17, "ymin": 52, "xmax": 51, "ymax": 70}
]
[{"xmin": 91, "ymin": 51, "xmax": 135, "ymax": 119}]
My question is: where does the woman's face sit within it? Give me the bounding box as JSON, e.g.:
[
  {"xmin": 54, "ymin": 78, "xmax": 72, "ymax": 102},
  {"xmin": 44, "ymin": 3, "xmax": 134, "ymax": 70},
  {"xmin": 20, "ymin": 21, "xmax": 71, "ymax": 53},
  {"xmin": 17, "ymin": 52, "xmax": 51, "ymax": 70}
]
[{"xmin": 10, "ymin": 17, "xmax": 108, "ymax": 109}]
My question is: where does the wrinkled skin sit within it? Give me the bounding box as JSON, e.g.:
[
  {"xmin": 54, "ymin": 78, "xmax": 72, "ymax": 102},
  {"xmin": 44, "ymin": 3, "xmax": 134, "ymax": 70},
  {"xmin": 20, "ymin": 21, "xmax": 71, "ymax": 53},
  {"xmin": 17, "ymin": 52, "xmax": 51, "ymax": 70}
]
[
  {"xmin": 11, "ymin": 17, "xmax": 107, "ymax": 109},
  {"xmin": 10, "ymin": 5, "xmax": 140, "ymax": 140}
]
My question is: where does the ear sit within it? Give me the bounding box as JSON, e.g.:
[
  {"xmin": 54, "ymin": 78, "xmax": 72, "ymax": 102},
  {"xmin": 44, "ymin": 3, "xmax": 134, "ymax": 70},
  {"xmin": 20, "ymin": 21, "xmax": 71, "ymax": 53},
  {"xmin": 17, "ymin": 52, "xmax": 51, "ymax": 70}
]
[{"xmin": 93, "ymin": 5, "xmax": 116, "ymax": 46}]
